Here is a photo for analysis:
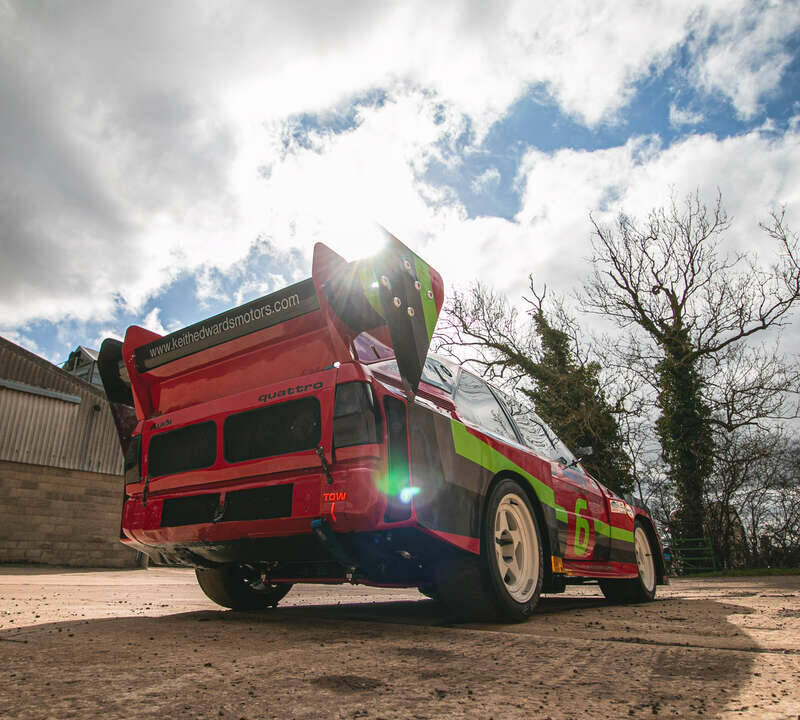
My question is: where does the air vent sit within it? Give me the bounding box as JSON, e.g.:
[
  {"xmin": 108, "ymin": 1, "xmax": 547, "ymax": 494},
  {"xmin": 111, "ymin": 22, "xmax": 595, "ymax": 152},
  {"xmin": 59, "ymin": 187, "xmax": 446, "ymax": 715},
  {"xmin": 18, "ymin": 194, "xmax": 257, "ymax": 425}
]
[
  {"xmin": 148, "ymin": 421, "xmax": 217, "ymax": 477},
  {"xmin": 161, "ymin": 493, "xmax": 220, "ymax": 527},
  {"xmin": 224, "ymin": 398, "xmax": 321, "ymax": 463},
  {"xmin": 225, "ymin": 484, "xmax": 294, "ymax": 522}
]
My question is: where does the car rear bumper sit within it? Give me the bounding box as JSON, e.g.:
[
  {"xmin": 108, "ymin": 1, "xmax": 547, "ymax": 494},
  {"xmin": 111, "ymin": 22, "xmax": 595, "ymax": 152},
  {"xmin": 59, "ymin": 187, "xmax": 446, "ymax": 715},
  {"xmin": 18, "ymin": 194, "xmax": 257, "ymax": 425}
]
[{"xmin": 122, "ymin": 459, "xmax": 415, "ymax": 551}]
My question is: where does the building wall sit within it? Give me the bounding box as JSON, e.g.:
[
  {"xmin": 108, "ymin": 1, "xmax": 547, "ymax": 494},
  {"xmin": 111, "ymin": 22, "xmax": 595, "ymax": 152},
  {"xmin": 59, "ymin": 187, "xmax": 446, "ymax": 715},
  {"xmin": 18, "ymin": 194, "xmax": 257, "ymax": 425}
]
[
  {"xmin": 0, "ymin": 339, "xmax": 123, "ymax": 475},
  {"xmin": 0, "ymin": 459, "xmax": 138, "ymax": 567},
  {"xmin": 0, "ymin": 336, "xmax": 137, "ymax": 568}
]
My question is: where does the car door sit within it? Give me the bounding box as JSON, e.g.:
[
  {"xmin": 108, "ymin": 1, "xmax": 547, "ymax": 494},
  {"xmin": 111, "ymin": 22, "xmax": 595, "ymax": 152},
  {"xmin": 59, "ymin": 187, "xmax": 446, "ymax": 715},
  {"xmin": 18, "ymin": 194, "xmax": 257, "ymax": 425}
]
[
  {"xmin": 496, "ymin": 391, "xmax": 609, "ymax": 564},
  {"xmin": 549, "ymin": 455, "xmax": 608, "ymax": 563}
]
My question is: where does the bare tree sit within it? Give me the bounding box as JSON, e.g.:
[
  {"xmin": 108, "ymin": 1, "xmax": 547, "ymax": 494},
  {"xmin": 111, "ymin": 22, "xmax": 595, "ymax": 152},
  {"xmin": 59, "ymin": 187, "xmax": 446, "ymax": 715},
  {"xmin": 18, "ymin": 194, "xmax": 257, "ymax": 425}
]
[
  {"xmin": 706, "ymin": 426, "xmax": 785, "ymax": 567},
  {"xmin": 581, "ymin": 190, "xmax": 800, "ymax": 540}
]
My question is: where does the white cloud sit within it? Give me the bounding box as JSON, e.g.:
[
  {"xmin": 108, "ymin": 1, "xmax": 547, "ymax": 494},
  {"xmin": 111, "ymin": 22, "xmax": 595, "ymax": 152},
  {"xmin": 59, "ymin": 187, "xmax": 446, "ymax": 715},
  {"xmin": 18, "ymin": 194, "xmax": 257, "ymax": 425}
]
[
  {"xmin": 506, "ymin": 127, "xmax": 800, "ymax": 352},
  {"xmin": 194, "ymin": 267, "xmax": 230, "ymax": 307},
  {"xmin": 471, "ymin": 168, "xmax": 502, "ymax": 194},
  {"xmin": 669, "ymin": 103, "xmax": 705, "ymax": 127},
  {"xmin": 92, "ymin": 328, "xmax": 123, "ymax": 347},
  {"xmin": 690, "ymin": 1, "xmax": 800, "ymax": 120},
  {"xmin": 0, "ymin": 0, "xmax": 798, "ymax": 333},
  {"xmin": 252, "ymin": 90, "xmax": 468, "ymax": 262},
  {"xmin": 233, "ymin": 280, "xmax": 272, "ymax": 308},
  {"xmin": 255, "ymin": 102, "xmax": 800, "ymax": 329},
  {"xmin": 141, "ymin": 308, "xmax": 169, "ymax": 336},
  {"xmin": 0, "ymin": 328, "xmax": 41, "ymax": 355}
]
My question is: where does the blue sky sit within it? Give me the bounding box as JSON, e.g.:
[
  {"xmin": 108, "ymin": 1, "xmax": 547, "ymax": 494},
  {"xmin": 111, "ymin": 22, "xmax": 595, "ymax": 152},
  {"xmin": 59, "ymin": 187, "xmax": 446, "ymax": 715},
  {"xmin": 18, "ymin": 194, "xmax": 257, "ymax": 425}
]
[{"xmin": 1, "ymin": 1, "xmax": 799, "ymax": 365}]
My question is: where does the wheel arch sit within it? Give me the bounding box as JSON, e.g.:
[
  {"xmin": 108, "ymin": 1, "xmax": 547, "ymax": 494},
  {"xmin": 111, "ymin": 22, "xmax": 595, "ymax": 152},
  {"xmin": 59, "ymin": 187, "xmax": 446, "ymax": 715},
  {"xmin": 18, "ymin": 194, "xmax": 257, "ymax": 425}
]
[
  {"xmin": 482, "ymin": 470, "xmax": 556, "ymax": 590},
  {"xmin": 636, "ymin": 513, "xmax": 666, "ymax": 585}
]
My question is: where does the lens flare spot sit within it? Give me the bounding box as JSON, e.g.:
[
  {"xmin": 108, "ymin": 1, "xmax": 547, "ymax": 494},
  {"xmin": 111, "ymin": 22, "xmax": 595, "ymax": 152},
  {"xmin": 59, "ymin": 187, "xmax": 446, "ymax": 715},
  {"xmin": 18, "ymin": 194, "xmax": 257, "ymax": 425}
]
[{"xmin": 399, "ymin": 486, "xmax": 420, "ymax": 503}]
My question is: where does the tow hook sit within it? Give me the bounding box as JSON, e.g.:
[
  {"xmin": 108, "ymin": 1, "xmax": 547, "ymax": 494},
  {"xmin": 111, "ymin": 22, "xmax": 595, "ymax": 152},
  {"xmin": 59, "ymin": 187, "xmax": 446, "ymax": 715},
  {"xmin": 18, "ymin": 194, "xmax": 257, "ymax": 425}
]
[
  {"xmin": 311, "ymin": 518, "xmax": 358, "ymax": 582},
  {"xmin": 316, "ymin": 446, "xmax": 334, "ymax": 485}
]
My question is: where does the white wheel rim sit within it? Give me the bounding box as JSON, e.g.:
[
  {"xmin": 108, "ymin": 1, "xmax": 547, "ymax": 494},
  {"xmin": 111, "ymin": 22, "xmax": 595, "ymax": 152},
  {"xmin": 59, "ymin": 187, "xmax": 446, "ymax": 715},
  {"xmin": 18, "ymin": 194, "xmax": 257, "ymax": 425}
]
[
  {"xmin": 634, "ymin": 526, "xmax": 656, "ymax": 593},
  {"xmin": 494, "ymin": 493, "xmax": 539, "ymax": 603}
]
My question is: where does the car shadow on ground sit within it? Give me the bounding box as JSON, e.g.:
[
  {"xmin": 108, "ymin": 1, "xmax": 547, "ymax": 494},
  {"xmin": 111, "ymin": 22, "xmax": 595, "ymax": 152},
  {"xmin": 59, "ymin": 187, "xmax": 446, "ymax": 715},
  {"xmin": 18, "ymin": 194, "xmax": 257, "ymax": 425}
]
[{"xmin": 0, "ymin": 593, "xmax": 762, "ymax": 719}]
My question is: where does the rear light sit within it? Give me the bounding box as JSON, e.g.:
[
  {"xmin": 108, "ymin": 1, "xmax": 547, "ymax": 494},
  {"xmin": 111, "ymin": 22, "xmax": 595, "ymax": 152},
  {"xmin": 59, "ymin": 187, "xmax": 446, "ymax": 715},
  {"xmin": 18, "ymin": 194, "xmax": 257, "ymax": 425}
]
[
  {"xmin": 124, "ymin": 435, "xmax": 141, "ymax": 485},
  {"xmin": 333, "ymin": 382, "xmax": 382, "ymax": 448}
]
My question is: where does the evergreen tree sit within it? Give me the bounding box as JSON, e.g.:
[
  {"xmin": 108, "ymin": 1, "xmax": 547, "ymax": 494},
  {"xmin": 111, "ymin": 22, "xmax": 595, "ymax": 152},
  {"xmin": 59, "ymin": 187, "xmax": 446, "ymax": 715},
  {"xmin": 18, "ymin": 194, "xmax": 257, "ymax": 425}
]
[
  {"xmin": 438, "ymin": 280, "xmax": 634, "ymax": 495},
  {"xmin": 524, "ymin": 309, "xmax": 633, "ymax": 495}
]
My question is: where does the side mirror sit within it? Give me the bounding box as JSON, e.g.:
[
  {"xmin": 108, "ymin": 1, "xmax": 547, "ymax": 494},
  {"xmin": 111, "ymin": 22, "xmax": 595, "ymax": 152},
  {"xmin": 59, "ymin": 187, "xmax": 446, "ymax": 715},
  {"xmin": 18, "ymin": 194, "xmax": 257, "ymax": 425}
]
[{"xmin": 576, "ymin": 446, "xmax": 594, "ymax": 457}]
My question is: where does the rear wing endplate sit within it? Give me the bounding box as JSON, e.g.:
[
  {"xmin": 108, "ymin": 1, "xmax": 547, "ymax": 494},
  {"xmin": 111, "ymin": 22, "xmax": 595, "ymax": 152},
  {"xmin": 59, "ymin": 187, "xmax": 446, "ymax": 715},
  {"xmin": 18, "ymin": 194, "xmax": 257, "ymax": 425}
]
[{"xmin": 315, "ymin": 230, "xmax": 444, "ymax": 395}]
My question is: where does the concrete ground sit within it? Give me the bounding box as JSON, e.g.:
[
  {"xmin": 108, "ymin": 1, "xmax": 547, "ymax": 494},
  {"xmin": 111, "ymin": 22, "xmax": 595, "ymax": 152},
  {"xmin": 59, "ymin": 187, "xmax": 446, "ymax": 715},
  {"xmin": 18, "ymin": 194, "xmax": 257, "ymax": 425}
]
[{"xmin": 0, "ymin": 566, "xmax": 798, "ymax": 719}]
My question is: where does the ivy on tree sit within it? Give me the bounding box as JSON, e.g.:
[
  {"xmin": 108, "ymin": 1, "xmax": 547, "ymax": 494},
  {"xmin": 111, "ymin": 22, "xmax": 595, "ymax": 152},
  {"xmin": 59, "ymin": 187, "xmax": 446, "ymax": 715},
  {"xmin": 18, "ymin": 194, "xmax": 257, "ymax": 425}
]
[{"xmin": 437, "ymin": 279, "xmax": 634, "ymax": 496}]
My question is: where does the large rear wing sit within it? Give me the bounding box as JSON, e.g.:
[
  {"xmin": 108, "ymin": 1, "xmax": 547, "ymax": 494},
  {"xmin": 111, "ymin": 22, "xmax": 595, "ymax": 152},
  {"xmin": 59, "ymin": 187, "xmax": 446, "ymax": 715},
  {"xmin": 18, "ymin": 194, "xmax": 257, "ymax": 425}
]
[{"xmin": 98, "ymin": 233, "xmax": 444, "ymax": 450}]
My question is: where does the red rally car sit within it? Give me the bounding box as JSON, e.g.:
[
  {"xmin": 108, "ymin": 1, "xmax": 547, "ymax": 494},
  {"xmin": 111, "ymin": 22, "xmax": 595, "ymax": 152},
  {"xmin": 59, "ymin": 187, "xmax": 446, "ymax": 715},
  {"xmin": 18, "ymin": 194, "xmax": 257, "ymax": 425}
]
[{"xmin": 99, "ymin": 234, "xmax": 666, "ymax": 621}]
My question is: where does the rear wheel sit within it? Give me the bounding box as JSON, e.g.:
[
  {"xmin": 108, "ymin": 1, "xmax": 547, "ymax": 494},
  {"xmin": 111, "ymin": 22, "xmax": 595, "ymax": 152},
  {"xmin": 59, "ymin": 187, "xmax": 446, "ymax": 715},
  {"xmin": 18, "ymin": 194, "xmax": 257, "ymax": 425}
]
[
  {"xmin": 195, "ymin": 564, "xmax": 292, "ymax": 610},
  {"xmin": 600, "ymin": 520, "xmax": 657, "ymax": 603},
  {"xmin": 436, "ymin": 478, "xmax": 543, "ymax": 622}
]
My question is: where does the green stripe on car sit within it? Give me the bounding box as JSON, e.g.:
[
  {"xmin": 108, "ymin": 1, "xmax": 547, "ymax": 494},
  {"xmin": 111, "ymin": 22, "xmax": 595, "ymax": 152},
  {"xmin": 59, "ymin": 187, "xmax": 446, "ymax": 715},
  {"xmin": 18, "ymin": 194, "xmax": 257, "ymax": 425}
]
[
  {"xmin": 450, "ymin": 419, "xmax": 569, "ymax": 524},
  {"xmin": 358, "ymin": 263, "xmax": 384, "ymax": 317},
  {"xmin": 594, "ymin": 518, "xmax": 635, "ymax": 544},
  {"xmin": 414, "ymin": 256, "xmax": 438, "ymax": 341}
]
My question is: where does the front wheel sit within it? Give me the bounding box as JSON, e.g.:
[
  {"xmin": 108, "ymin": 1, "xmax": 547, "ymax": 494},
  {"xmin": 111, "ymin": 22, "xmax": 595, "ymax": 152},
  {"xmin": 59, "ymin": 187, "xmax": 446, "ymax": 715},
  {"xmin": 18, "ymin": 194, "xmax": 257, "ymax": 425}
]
[
  {"xmin": 195, "ymin": 564, "xmax": 292, "ymax": 610},
  {"xmin": 600, "ymin": 520, "xmax": 657, "ymax": 603}
]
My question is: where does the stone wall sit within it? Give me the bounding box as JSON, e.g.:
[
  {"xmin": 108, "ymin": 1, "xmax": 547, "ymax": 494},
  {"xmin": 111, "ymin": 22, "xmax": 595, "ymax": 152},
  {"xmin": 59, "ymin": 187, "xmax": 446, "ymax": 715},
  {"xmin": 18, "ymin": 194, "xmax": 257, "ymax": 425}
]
[{"xmin": 0, "ymin": 459, "xmax": 138, "ymax": 567}]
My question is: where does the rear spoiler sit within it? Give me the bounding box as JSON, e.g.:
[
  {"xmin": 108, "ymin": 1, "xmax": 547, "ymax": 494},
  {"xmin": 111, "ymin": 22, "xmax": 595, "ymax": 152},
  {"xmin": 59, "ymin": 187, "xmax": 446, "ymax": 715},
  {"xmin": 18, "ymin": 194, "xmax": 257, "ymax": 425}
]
[
  {"xmin": 97, "ymin": 338, "xmax": 138, "ymax": 457},
  {"xmin": 314, "ymin": 230, "xmax": 444, "ymax": 395},
  {"xmin": 98, "ymin": 233, "xmax": 444, "ymax": 449}
]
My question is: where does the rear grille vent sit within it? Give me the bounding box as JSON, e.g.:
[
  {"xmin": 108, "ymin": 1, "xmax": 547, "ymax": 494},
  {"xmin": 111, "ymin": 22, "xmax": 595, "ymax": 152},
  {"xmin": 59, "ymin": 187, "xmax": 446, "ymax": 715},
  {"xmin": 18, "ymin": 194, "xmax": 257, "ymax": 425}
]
[
  {"xmin": 148, "ymin": 421, "xmax": 217, "ymax": 477},
  {"xmin": 159, "ymin": 485, "xmax": 294, "ymax": 527},
  {"xmin": 223, "ymin": 397, "xmax": 321, "ymax": 463},
  {"xmin": 225, "ymin": 484, "xmax": 294, "ymax": 522},
  {"xmin": 161, "ymin": 493, "xmax": 220, "ymax": 527}
]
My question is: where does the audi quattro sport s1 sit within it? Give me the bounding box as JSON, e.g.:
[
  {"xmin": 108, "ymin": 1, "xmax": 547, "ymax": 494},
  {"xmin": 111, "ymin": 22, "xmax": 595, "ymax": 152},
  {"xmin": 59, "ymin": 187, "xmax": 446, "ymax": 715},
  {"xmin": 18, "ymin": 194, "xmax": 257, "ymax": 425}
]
[{"xmin": 98, "ymin": 233, "xmax": 666, "ymax": 621}]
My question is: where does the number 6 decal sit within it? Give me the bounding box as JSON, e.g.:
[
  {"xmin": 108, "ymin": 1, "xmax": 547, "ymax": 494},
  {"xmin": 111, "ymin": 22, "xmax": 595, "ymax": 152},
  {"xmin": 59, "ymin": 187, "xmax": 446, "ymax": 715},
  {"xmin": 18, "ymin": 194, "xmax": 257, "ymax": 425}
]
[{"xmin": 574, "ymin": 498, "xmax": 592, "ymax": 557}]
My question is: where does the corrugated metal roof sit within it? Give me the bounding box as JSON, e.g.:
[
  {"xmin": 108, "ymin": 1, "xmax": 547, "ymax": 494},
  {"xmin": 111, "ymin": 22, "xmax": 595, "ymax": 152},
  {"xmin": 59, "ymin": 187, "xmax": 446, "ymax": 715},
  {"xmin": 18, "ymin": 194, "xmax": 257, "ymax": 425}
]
[{"xmin": 0, "ymin": 336, "xmax": 123, "ymax": 474}]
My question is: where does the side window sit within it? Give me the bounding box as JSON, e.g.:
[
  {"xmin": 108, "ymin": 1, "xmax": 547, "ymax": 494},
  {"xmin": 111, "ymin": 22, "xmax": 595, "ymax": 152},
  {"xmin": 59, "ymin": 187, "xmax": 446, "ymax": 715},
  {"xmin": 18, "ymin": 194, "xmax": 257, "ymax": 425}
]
[
  {"xmin": 454, "ymin": 372, "xmax": 518, "ymax": 442},
  {"xmin": 372, "ymin": 356, "xmax": 456, "ymax": 394},
  {"xmin": 423, "ymin": 357, "xmax": 455, "ymax": 394},
  {"xmin": 495, "ymin": 389, "xmax": 575, "ymax": 466}
]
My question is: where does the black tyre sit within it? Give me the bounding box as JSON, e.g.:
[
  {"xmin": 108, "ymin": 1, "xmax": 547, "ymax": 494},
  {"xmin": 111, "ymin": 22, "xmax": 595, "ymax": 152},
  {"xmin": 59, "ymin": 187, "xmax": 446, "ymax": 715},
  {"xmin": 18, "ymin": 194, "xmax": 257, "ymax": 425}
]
[
  {"xmin": 435, "ymin": 478, "xmax": 544, "ymax": 622},
  {"xmin": 195, "ymin": 564, "xmax": 292, "ymax": 610},
  {"xmin": 599, "ymin": 519, "xmax": 657, "ymax": 603}
]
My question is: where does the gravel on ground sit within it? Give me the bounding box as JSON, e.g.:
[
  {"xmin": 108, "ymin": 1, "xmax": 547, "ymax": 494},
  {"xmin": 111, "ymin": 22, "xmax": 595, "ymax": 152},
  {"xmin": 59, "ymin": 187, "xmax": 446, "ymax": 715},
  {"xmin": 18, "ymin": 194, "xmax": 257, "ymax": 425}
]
[{"xmin": 1, "ymin": 567, "xmax": 798, "ymax": 719}]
